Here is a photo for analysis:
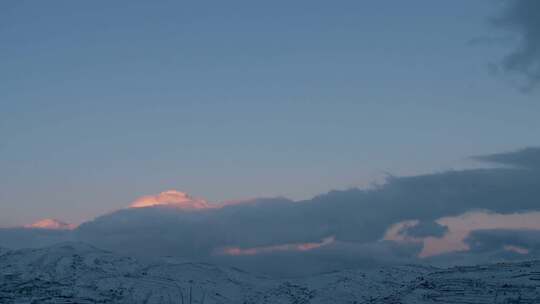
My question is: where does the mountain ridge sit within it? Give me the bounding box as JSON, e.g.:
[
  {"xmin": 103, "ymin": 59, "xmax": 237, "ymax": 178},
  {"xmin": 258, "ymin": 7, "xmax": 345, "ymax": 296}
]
[{"xmin": 1, "ymin": 242, "xmax": 540, "ymax": 303}]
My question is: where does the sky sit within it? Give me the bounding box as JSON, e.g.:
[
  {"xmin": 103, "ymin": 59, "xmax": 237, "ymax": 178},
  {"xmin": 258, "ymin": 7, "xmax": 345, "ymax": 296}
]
[{"xmin": 1, "ymin": 0, "xmax": 540, "ymax": 227}]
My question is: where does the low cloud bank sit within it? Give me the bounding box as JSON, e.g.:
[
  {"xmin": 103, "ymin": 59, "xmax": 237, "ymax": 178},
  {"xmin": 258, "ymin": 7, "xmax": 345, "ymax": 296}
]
[
  {"xmin": 3, "ymin": 147, "xmax": 540, "ymax": 275},
  {"xmin": 0, "ymin": 228, "xmax": 73, "ymax": 249}
]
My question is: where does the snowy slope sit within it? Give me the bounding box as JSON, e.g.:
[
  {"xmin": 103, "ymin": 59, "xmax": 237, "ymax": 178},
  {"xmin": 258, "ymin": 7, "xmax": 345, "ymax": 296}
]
[{"xmin": 1, "ymin": 243, "xmax": 539, "ymax": 303}]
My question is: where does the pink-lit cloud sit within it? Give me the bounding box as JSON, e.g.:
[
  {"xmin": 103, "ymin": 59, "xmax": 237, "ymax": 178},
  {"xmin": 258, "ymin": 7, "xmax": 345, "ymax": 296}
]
[
  {"xmin": 217, "ymin": 236, "xmax": 335, "ymax": 256},
  {"xmin": 504, "ymin": 245, "xmax": 530, "ymax": 255},
  {"xmin": 384, "ymin": 211, "xmax": 540, "ymax": 257},
  {"xmin": 129, "ymin": 190, "xmax": 286, "ymax": 210},
  {"xmin": 129, "ymin": 190, "xmax": 213, "ymax": 210},
  {"xmin": 24, "ymin": 219, "xmax": 76, "ymax": 230}
]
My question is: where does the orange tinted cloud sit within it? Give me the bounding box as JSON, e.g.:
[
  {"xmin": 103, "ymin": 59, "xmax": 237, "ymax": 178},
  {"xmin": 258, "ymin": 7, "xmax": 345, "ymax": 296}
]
[
  {"xmin": 504, "ymin": 245, "xmax": 530, "ymax": 255},
  {"xmin": 129, "ymin": 190, "xmax": 288, "ymax": 210},
  {"xmin": 218, "ymin": 236, "xmax": 335, "ymax": 256},
  {"xmin": 129, "ymin": 190, "xmax": 212, "ymax": 210},
  {"xmin": 24, "ymin": 219, "xmax": 75, "ymax": 230}
]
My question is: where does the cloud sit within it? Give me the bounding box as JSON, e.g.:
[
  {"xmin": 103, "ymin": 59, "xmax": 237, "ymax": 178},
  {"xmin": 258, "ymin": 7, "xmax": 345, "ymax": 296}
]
[
  {"xmin": 405, "ymin": 221, "xmax": 449, "ymax": 238},
  {"xmin": 0, "ymin": 147, "xmax": 534, "ymax": 275},
  {"xmin": 466, "ymin": 228, "xmax": 540, "ymax": 255},
  {"xmin": 129, "ymin": 190, "xmax": 211, "ymax": 209},
  {"xmin": 217, "ymin": 236, "xmax": 335, "ymax": 256},
  {"xmin": 0, "ymin": 219, "xmax": 74, "ymax": 249},
  {"xmin": 492, "ymin": 0, "xmax": 540, "ymax": 90},
  {"xmin": 421, "ymin": 228, "xmax": 540, "ymax": 266},
  {"xmin": 472, "ymin": 147, "xmax": 540, "ymax": 169},
  {"xmin": 24, "ymin": 219, "xmax": 75, "ymax": 230},
  {"xmin": 504, "ymin": 245, "xmax": 530, "ymax": 255},
  {"xmin": 69, "ymin": 147, "xmax": 540, "ymax": 275},
  {"xmin": 0, "ymin": 228, "xmax": 73, "ymax": 249},
  {"xmin": 210, "ymin": 239, "xmax": 422, "ymax": 277},
  {"xmin": 417, "ymin": 211, "xmax": 540, "ymax": 257}
]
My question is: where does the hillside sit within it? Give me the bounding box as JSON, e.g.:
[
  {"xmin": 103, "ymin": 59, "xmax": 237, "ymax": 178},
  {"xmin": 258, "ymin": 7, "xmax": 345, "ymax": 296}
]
[{"xmin": 1, "ymin": 243, "xmax": 539, "ymax": 303}]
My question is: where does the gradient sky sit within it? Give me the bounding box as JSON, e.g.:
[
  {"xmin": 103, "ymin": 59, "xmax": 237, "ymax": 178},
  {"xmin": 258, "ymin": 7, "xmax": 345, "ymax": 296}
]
[{"xmin": 1, "ymin": 0, "xmax": 539, "ymax": 227}]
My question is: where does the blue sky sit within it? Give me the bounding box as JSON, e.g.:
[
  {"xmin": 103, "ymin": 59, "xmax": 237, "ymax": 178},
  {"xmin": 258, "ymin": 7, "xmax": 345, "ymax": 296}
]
[{"xmin": 1, "ymin": 0, "xmax": 539, "ymax": 226}]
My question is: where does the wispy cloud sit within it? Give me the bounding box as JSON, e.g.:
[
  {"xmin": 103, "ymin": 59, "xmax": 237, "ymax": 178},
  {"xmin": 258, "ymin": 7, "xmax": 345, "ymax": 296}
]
[
  {"xmin": 217, "ymin": 236, "xmax": 335, "ymax": 256},
  {"xmin": 492, "ymin": 0, "xmax": 540, "ymax": 91},
  {"xmin": 24, "ymin": 219, "xmax": 76, "ymax": 230}
]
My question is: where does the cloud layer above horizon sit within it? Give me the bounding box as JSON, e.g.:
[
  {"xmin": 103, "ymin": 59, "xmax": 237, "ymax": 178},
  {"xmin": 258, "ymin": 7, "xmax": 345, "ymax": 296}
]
[
  {"xmin": 75, "ymin": 147, "xmax": 540, "ymax": 274},
  {"xmin": 2, "ymin": 147, "xmax": 540, "ymax": 276}
]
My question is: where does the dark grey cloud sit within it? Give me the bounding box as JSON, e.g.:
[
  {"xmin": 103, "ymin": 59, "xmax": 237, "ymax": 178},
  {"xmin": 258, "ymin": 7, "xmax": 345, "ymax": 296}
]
[
  {"xmin": 466, "ymin": 229, "xmax": 540, "ymax": 254},
  {"xmin": 472, "ymin": 147, "xmax": 540, "ymax": 169},
  {"xmin": 404, "ymin": 221, "xmax": 448, "ymax": 238},
  {"xmin": 493, "ymin": 0, "xmax": 540, "ymax": 90}
]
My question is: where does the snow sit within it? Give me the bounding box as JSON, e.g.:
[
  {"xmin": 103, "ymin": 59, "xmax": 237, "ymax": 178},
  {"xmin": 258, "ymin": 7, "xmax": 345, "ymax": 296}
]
[{"xmin": 1, "ymin": 243, "xmax": 540, "ymax": 303}]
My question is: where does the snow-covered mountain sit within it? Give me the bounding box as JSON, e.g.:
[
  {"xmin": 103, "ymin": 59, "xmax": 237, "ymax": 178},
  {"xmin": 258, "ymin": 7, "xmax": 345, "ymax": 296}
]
[{"xmin": 1, "ymin": 243, "xmax": 540, "ymax": 303}]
